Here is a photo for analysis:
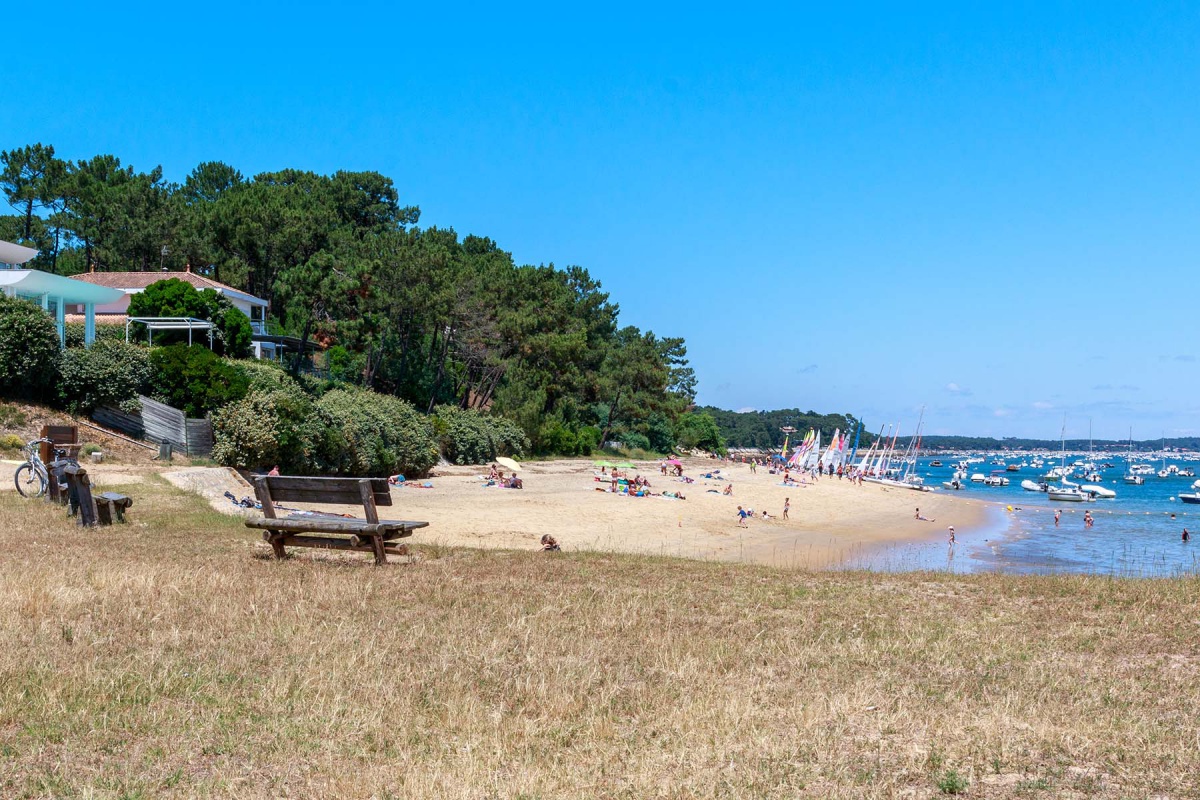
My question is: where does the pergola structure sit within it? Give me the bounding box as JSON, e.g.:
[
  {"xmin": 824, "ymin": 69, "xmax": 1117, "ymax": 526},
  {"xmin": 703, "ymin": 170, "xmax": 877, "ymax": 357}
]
[
  {"xmin": 125, "ymin": 317, "xmax": 215, "ymax": 347},
  {"xmin": 0, "ymin": 240, "xmax": 125, "ymax": 346}
]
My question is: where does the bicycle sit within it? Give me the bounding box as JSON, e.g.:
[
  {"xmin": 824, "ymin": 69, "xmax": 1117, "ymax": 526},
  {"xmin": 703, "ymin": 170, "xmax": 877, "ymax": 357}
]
[{"xmin": 14, "ymin": 438, "xmax": 76, "ymax": 498}]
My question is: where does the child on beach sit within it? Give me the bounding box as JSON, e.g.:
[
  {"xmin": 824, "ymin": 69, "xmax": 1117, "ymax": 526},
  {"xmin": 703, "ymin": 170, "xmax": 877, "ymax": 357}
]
[
  {"xmin": 736, "ymin": 506, "xmax": 750, "ymax": 527},
  {"xmin": 947, "ymin": 526, "xmax": 956, "ymax": 546},
  {"xmin": 783, "ymin": 498, "xmax": 790, "ymax": 520}
]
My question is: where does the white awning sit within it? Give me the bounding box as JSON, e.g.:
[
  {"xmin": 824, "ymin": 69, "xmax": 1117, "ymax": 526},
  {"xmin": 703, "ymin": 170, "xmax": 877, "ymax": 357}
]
[
  {"xmin": 0, "ymin": 269, "xmax": 125, "ymax": 304},
  {"xmin": 0, "ymin": 239, "xmax": 39, "ymax": 265}
]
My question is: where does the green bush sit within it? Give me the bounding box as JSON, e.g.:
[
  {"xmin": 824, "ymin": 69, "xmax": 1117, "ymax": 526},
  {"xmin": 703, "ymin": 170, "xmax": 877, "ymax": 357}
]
[
  {"xmin": 433, "ymin": 405, "xmax": 529, "ymax": 465},
  {"xmin": 149, "ymin": 344, "xmax": 249, "ymax": 417},
  {"xmin": 536, "ymin": 420, "xmax": 579, "ymax": 456},
  {"xmin": 317, "ymin": 388, "xmax": 438, "ymax": 477},
  {"xmin": 619, "ymin": 431, "xmax": 652, "ymax": 452},
  {"xmin": 80, "ymin": 443, "xmax": 101, "ymax": 456},
  {"xmin": 57, "ymin": 340, "xmax": 151, "ymax": 414},
  {"xmin": 0, "ymin": 433, "xmax": 24, "ymax": 450},
  {"xmin": 228, "ymin": 358, "xmax": 302, "ymax": 394},
  {"xmin": 64, "ymin": 323, "xmax": 127, "ymax": 348},
  {"xmin": 0, "ymin": 294, "xmax": 60, "ymax": 401},
  {"xmin": 211, "ymin": 385, "xmax": 333, "ymax": 473}
]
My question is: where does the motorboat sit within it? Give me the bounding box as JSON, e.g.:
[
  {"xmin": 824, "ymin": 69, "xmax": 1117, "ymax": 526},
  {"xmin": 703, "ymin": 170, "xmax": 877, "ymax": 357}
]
[
  {"xmin": 983, "ymin": 471, "xmax": 1009, "ymax": 487},
  {"xmin": 1180, "ymin": 493, "xmax": 1200, "ymax": 505},
  {"xmin": 1081, "ymin": 484, "xmax": 1116, "ymax": 499},
  {"xmin": 1180, "ymin": 468, "xmax": 1195, "ymax": 477},
  {"xmin": 942, "ymin": 478, "xmax": 964, "ymax": 490},
  {"xmin": 1123, "ymin": 474, "xmax": 1145, "ymax": 485},
  {"xmin": 969, "ymin": 473, "xmax": 986, "ymax": 483},
  {"xmin": 1021, "ymin": 479, "xmax": 1048, "ymax": 493},
  {"xmin": 1006, "ymin": 464, "xmax": 1021, "ymax": 472},
  {"xmin": 1047, "ymin": 485, "xmax": 1089, "ymax": 502},
  {"xmin": 929, "ymin": 460, "xmax": 943, "ymax": 467}
]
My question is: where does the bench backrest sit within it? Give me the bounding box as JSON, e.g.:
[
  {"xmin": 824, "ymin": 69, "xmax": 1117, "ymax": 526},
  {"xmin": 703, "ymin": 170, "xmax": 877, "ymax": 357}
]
[
  {"xmin": 252, "ymin": 476, "xmax": 392, "ymax": 524},
  {"xmin": 40, "ymin": 424, "xmax": 78, "ymax": 464}
]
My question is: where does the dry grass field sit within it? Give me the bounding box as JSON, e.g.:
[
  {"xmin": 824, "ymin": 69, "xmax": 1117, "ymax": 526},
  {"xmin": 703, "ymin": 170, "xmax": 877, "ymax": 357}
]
[{"xmin": 1, "ymin": 475, "xmax": 1198, "ymax": 798}]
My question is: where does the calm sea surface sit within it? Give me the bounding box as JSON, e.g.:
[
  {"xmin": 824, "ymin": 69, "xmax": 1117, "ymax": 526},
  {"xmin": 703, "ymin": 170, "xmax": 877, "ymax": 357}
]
[{"xmin": 842, "ymin": 455, "xmax": 1200, "ymax": 577}]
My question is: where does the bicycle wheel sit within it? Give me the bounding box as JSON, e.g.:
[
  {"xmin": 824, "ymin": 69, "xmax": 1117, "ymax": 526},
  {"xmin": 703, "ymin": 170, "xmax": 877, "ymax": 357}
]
[{"xmin": 14, "ymin": 464, "xmax": 47, "ymax": 498}]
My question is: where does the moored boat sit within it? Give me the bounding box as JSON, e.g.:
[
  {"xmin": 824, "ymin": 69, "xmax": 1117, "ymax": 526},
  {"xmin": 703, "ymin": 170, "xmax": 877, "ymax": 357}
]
[
  {"xmin": 1081, "ymin": 484, "xmax": 1116, "ymax": 499},
  {"xmin": 1021, "ymin": 479, "xmax": 1048, "ymax": 492}
]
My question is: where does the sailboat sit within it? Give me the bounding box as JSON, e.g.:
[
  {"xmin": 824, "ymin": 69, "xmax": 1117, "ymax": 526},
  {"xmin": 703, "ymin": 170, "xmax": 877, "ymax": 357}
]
[
  {"xmin": 1123, "ymin": 428, "xmax": 1144, "ymax": 485},
  {"xmin": 1046, "ymin": 418, "xmax": 1089, "ymax": 502}
]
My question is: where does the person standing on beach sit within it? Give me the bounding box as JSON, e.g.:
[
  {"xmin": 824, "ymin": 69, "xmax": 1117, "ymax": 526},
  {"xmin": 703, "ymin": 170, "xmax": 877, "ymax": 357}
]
[
  {"xmin": 1054, "ymin": 509, "xmax": 1061, "ymax": 527},
  {"xmin": 947, "ymin": 526, "xmax": 956, "ymax": 546},
  {"xmin": 736, "ymin": 506, "xmax": 750, "ymax": 527},
  {"xmin": 783, "ymin": 498, "xmax": 790, "ymax": 520}
]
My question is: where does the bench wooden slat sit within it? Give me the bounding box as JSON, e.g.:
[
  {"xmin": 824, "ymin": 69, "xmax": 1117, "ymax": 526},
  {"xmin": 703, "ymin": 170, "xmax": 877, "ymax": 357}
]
[
  {"xmin": 244, "ymin": 516, "xmax": 427, "ymax": 537},
  {"xmin": 254, "ymin": 476, "xmax": 392, "ymax": 507}
]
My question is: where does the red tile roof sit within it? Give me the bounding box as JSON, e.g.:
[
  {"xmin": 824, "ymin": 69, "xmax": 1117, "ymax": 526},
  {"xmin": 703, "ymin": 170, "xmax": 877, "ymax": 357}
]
[{"xmin": 70, "ymin": 270, "xmax": 265, "ymax": 303}]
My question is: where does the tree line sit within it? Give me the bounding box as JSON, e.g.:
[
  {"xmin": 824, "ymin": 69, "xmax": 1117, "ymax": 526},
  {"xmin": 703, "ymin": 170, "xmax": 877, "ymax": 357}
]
[
  {"xmin": 699, "ymin": 407, "xmax": 868, "ymax": 450},
  {"xmin": 0, "ymin": 143, "xmax": 727, "ymax": 454}
]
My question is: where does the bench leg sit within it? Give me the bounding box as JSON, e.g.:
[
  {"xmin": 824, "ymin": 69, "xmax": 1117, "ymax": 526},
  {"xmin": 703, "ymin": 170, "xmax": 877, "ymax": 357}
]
[
  {"xmin": 370, "ymin": 535, "xmax": 387, "ymax": 566},
  {"xmin": 265, "ymin": 531, "xmax": 287, "ymax": 559}
]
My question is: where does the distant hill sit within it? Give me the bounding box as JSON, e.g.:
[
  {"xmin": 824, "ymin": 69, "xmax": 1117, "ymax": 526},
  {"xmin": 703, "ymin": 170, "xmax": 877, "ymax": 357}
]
[{"xmin": 699, "ymin": 407, "xmax": 868, "ymax": 450}]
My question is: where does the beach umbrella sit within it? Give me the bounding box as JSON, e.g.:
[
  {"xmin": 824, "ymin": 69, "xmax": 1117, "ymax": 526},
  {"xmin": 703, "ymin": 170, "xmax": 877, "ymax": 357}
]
[
  {"xmin": 667, "ymin": 459, "xmax": 682, "ymax": 466},
  {"xmin": 615, "ymin": 462, "xmax": 635, "ymax": 469},
  {"xmin": 593, "ymin": 460, "xmax": 615, "ymax": 468},
  {"xmin": 496, "ymin": 456, "xmax": 522, "ymax": 473}
]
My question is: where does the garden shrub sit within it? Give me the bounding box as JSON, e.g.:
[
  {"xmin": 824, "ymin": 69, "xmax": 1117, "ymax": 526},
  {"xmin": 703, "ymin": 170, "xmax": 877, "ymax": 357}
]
[
  {"xmin": 317, "ymin": 388, "xmax": 438, "ymax": 477},
  {"xmin": 0, "ymin": 294, "xmax": 60, "ymax": 401},
  {"xmin": 149, "ymin": 344, "xmax": 248, "ymax": 417},
  {"xmin": 535, "ymin": 419, "xmax": 579, "ymax": 456},
  {"xmin": 211, "ymin": 385, "xmax": 332, "ymax": 473},
  {"xmin": 64, "ymin": 323, "xmax": 127, "ymax": 348},
  {"xmin": 57, "ymin": 340, "xmax": 151, "ymax": 414},
  {"xmin": 228, "ymin": 358, "xmax": 303, "ymax": 394},
  {"xmin": 433, "ymin": 405, "xmax": 529, "ymax": 465},
  {"xmin": 619, "ymin": 431, "xmax": 652, "ymax": 452},
  {"xmin": 0, "ymin": 433, "xmax": 24, "ymax": 450}
]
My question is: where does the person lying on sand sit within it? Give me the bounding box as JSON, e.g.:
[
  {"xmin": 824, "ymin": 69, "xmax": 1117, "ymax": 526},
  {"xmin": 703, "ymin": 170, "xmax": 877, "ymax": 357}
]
[{"xmin": 915, "ymin": 507, "xmax": 933, "ymax": 522}]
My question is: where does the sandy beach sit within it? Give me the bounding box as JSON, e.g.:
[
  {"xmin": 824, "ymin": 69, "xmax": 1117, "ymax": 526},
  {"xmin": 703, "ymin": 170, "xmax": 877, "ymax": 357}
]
[{"xmin": 132, "ymin": 457, "xmax": 990, "ymax": 569}]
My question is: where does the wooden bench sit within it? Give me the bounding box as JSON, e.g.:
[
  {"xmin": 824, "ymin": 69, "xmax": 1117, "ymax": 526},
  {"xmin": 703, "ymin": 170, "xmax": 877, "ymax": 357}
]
[
  {"xmin": 244, "ymin": 476, "xmax": 429, "ymax": 565},
  {"xmin": 60, "ymin": 465, "xmax": 133, "ymax": 526}
]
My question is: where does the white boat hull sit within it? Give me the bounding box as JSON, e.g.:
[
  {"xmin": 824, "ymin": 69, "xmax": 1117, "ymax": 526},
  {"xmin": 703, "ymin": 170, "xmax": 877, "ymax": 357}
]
[
  {"xmin": 1021, "ymin": 480, "xmax": 1048, "ymax": 493},
  {"xmin": 1081, "ymin": 484, "xmax": 1116, "ymax": 498}
]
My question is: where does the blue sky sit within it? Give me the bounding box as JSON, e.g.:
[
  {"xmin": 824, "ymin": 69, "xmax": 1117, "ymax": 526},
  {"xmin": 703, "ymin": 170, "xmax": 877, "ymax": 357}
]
[{"xmin": 7, "ymin": 3, "xmax": 1199, "ymax": 439}]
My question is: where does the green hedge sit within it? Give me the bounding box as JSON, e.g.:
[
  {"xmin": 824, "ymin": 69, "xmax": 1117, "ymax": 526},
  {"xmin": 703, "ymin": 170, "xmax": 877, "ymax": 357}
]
[
  {"xmin": 317, "ymin": 389, "xmax": 439, "ymax": 477},
  {"xmin": 57, "ymin": 340, "xmax": 151, "ymax": 414},
  {"xmin": 211, "ymin": 385, "xmax": 332, "ymax": 473},
  {"xmin": 433, "ymin": 405, "xmax": 529, "ymax": 465},
  {"xmin": 0, "ymin": 295, "xmax": 60, "ymax": 402},
  {"xmin": 149, "ymin": 345, "xmax": 248, "ymax": 418}
]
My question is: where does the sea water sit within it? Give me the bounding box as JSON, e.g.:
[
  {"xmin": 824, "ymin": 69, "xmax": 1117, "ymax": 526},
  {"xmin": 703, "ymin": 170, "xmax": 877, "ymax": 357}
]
[{"xmin": 843, "ymin": 456, "xmax": 1200, "ymax": 577}]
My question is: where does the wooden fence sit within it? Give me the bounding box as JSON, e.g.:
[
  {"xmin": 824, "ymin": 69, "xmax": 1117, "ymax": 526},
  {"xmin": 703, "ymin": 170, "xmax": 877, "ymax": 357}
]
[{"xmin": 92, "ymin": 396, "xmax": 213, "ymax": 457}]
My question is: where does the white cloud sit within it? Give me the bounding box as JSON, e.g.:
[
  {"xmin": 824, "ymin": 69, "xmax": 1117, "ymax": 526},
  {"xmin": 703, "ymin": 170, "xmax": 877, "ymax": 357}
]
[
  {"xmin": 735, "ymin": 406, "xmax": 757, "ymax": 413},
  {"xmin": 945, "ymin": 382, "xmax": 971, "ymax": 395},
  {"xmin": 993, "ymin": 408, "xmax": 1013, "ymax": 417},
  {"xmin": 1032, "ymin": 401, "xmax": 1053, "ymax": 410}
]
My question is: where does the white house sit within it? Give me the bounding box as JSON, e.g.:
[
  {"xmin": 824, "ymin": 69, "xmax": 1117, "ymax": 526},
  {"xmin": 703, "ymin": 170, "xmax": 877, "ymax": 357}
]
[{"xmin": 0, "ymin": 239, "xmax": 124, "ymax": 346}]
